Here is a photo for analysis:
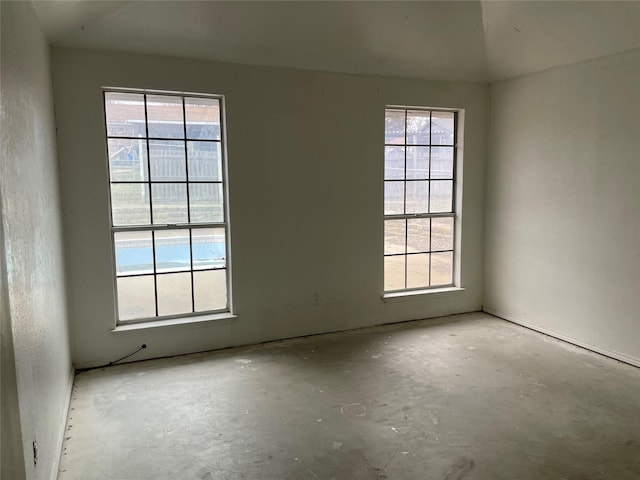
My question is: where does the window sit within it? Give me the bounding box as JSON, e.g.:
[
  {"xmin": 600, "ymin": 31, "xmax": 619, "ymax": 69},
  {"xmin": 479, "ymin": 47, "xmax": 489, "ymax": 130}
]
[
  {"xmin": 104, "ymin": 90, "xmax": 231, "ymax": 322},
  {"xmin": 384, "ymin": 108, "xmax": 457, "ymax": 292}
]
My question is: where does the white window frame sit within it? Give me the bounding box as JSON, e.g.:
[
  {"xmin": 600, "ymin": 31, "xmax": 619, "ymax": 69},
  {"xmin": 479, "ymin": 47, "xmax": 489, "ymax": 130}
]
[
  {"xmin": 383, "ymin": 106, "xmax": 459, "ymax": 293},
  {"xmin": 103, "ymin": 88, "xmax": 232, "ymax": 325}
]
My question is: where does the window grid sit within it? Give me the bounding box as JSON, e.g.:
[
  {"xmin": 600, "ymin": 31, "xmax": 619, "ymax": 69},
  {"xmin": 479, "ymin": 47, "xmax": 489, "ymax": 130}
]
[
  {"xmin": 181, "ymin": 96, "xmax": 195, "ymax": 312},
  {"xmin": 384, "ymin": 108, "xmax": 457, "ymax": 292},
  {"xmin": 105, "ymin": 90, "xmax": 229, "ymax": 323},
  {"xmin": 142, "ymin": 92, "xmax": 160, "ymax": 317}
]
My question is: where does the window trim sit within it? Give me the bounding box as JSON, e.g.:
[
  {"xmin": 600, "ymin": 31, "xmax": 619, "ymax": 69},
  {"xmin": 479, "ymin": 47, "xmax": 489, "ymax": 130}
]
[
  {"xmin": 102, "ymin": 87, "xmax": 233, "ymax": 326},
  {"xmin": 383, "ymin": 106, "xmax": 460, "ymax": 294}
]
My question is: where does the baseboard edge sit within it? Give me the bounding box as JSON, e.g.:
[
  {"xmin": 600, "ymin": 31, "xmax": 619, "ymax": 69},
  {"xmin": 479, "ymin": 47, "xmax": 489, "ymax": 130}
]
[
  {"xmin": 51, "ymin": 364, "xmax": 75, "ymax": 480},
  {"xmin": 483, "ymin": 308, "xmax": 640, "ymax": 369}
]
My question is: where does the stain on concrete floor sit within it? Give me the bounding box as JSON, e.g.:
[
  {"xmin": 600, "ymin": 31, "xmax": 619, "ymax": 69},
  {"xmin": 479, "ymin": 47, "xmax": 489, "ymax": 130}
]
[{"xmin": 58, "ymin": 313, "xmax": 640, "ymax": 479}]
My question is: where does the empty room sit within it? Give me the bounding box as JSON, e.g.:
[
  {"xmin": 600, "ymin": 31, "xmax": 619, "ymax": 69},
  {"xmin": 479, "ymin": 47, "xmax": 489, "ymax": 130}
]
[{"xmin": 1, "ymin": 1, "xmax": 639, "ymax": 479}]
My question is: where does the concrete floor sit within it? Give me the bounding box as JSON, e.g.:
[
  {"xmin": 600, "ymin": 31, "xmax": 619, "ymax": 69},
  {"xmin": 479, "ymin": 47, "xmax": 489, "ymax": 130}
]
[{"xmin": 58, "ymin": 313, "xmax": 640, "ymax": 480}]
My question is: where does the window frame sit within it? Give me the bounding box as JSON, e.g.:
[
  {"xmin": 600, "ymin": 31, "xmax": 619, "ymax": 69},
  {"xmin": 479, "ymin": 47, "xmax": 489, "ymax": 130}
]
[
  {"xmin": 103, "ymin": 87, "xmax": 233, "ymax": 325},
  {"xmin": 383, "ymin": 106, "xmax": 459, "ymax": 294}
]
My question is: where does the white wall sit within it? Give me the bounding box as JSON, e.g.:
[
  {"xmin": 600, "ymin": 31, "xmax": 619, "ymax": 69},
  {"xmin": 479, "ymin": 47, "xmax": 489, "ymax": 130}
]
[
  {"xmin": 51, "ymin": 47, "xmax": 488, "ymax": 368},
  {"xmin": 1, "ymin": 209, "xmax": 26, "ymax": 480},
  {"xmin": 0, "ymin": 2, "xmax": 73, "ymax": 479},
  {"xmin": 485, "ymin": 48, "xmax": 640, "ymax": 366}
]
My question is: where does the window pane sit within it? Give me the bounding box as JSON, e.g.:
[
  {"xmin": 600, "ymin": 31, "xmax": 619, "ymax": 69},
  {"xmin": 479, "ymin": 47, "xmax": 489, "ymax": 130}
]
[
  {"xmin": 384, "ymin": 146, "xmax": 404, "ymax": 180},
  {"xmin": 117, "ymin": 275, "xmax": 155, "ymax": 321},
  {"xmin": 185, "ymin": 97, "xmax": 220, "ymax": 140},
  {"xmin": 192, "ymin": 228, "xmax": 226, "ymax": 270},
  {"xmin": 429, "ymin": 180, "xmax": 453, "ymax": 213},
  {"xmin": 406, "ymin": 111, "xmax": 430, "ymax": 145},
  {"xmin": 194, "ymin": 269, "xmax": 227, "ymax": 311},
  {"xmin": 431, "ymin": 251, "xmax": 453, "ymax": 285},
  {"xmin": 431, "ymin": 217, "xmax": 454, "ymax": 251},
  {"xmin": 385, "ymin": 109, "xmax": 405, "ymax": 145},
  {"xmin": 407, "ymin": 218, "xmax": 430, "ymax": 253},
  {"xmin": 384, "ymin": 182, "xmax": 404, "ymax": 215},
  {"xmin": 114, "ymin": 231, "xmax": 153, "ymax": 276},
  {"xmin": 384, "ymin": 255, "xmax": 405, "ymax": 291},
  {"xmin": 406, "ymin": 147, "xmax": 429, "ymax": 179},
  {"xmin": 405, "ymin": 181, "xmax": 429, "ymax": 214},
  {"xmin": 187, "ymin": 141, "xmax": 222, "ymax": 181},
  {"xmin": 149, "ymin": 140, "xmax": 186, "ymax": 181},
  {"xmin": 431, "ymin": 112, "xmax": 455, "ymax": 145},
  {"xmin": 407, "ymin": 253, "xmax": 429, "ymax": 289},
  {"xmin": 111, "ymin": 183, "xmax": 150, "ymax": 226},
  {"xmin": 189, "ymin": 183, "xmax": 224, "ymax": 223},
  {"xmin": 383, "ymin": 107, "xmax": 457, "ymax": 293},
  {"xmin": 431, "ymin": 147, "xmax": 453, "ymax": 179},
  {"xmin": 147, "ymin": 95, "xmax": 184, "ymax": 139},
  {"xmin": 107, "ymin": 92, "xmax": 231, "ymax": 321},
  {"xmin": 157, "ymin": 272, "xmax": 192, "ymax": 316},
  {"xmin": 108, "ymin": 138, "xmax": 148, "ymax": 182},
  {"xmin": 105, "ymin": 92, "xmax": 146, "ymax": 138},
  {"xmin": 151, "ymin": 183, "xmax": 188, "ymax": 224},
  {"xmin": 154, "ymin": 230, "xmax": 191, "ymax": 273},
  {"xmin": 384, "ymin": 220, "xmax": 405, "ymax": 255}
]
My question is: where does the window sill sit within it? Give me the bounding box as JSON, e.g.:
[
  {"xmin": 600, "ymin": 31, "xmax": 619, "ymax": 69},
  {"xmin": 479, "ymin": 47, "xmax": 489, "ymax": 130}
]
[
  {"xmin": 111, "ymin": 312, "xmax": 238, "ymax": 333},
  {"xmin": 383, "ymin": 287, "xmax": 465, "ymax": 303}
]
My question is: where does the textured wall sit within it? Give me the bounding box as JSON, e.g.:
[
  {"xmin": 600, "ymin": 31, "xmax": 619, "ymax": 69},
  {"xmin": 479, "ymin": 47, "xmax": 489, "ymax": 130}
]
[
  {"xmin": 0, "ymin": 2, "xmax": 73, "ymax": 479},
  {"xmin": 1, "ymin": 206, "xmax": 26, "ymax": 480},
  {"xmin": 485, "ymin": 48, "xmax": 640, "ymax": 365},
  {"xmin": 51, "ymin": 47, "xmax": 488, "ymax": 368}
]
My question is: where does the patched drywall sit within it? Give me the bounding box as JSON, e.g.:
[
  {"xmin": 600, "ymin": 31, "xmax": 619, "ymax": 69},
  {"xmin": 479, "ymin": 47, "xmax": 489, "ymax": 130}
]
[
  {"xmin": 0, "ymin": 2, "xmax": 73, "ymax": 479},
  {"xmin": 484, "ymin": 48, "xmax": 640, "ymax": 365},
  {"xmin": 51, "ymin": 47, "xmax": 488, "ymax": 368}
]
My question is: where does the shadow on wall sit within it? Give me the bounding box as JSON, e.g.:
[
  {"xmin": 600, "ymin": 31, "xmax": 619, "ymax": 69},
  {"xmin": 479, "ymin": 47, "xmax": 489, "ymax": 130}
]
[{"xmin": 1, "ymin": 212, "xmax": 27, "ymax": 479}]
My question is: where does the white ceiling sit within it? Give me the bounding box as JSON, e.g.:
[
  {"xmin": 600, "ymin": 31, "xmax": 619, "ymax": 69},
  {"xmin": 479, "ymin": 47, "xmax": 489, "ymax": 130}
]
[{"xmin": 33, "ymin": 0, "xmax": 640, "ymax": 83}]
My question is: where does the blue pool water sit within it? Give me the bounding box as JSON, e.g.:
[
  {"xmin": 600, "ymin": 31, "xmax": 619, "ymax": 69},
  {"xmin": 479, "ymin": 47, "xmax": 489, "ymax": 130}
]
[{"xmin": 116, "ymin": 241, "xmax": 225, "ymax": 273}]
